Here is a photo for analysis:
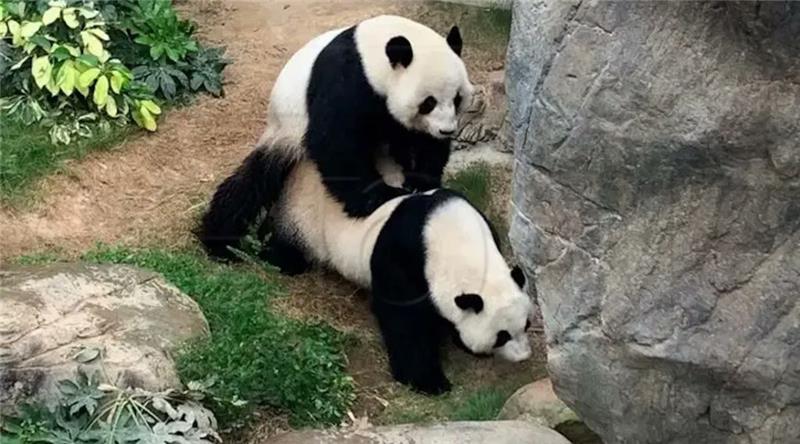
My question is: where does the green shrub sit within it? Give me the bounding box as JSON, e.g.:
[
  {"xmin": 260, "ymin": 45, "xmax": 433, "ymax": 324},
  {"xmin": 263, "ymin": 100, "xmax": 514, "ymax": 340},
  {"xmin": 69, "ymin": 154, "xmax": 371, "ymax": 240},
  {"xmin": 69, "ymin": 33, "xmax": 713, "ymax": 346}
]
[
  {"xmin": 0, "ymin": 0, "xmax": 228, "ymax": 144},
  {"xmin": 0, "ymin": 364, "xmax": 223, "ymax": 444}
]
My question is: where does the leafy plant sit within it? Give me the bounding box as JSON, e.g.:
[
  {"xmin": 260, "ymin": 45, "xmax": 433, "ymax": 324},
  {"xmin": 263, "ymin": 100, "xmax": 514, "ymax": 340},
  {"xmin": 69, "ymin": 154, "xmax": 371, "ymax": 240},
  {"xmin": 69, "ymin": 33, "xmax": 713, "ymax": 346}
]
[
  {"xmin": 0, "ymin": 355, "xmax": 223, "ymax": 444},
  {"xmin": 0, "ymin": 0, "xmax": 163, "ymax": 135},
  {"xmin": 183, "ymin": 46, "xmax": 228, "ymax": 97}
]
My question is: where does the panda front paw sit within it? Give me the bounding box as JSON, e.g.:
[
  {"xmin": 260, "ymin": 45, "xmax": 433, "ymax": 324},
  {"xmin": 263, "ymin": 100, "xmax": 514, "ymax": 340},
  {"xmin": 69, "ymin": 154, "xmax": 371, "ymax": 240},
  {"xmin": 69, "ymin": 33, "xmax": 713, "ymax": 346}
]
[{"xmin": 409, "ymin": 373, "xmax": 452, "ymax": 396}]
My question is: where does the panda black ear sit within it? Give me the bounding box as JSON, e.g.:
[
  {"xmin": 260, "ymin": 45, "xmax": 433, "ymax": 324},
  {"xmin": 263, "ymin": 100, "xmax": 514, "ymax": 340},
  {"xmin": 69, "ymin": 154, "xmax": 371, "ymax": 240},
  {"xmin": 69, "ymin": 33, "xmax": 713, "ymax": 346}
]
[
  {"xmin": 447, "ymin": 26, "xmax": 462, "ymax": 57},
  {"xmin": 455, "ymin": 293, "xmax": 484, "ymax": 313},
  {"xmin": 386, "ymin": 36, "xmax": 413, "ymax": 68},
  {"xmin": 511, "ymin": 266, "xmax": 526, "ymax": 288}
]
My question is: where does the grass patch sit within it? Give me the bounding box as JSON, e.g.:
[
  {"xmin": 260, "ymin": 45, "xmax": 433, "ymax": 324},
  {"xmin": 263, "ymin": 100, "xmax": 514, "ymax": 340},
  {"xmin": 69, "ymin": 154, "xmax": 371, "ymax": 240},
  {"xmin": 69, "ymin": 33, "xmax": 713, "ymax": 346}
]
[
  {"xmin": 0, "ymin": 121, "xmax": 134, "ymax": 205},
  {"xmin": 450, "ymin": 387, "xmax": 511, "ymax": 421},
  {"xmin": 81, "ymin": 245, "xmax": 354, "ymax": 429},
  {"xmin": 422, "ymin": 2, "xmax": 512, "ymax": 53},
  {"xmin": 378, "ymin": 378, "xmax": 527, "ymax": 425},
  {"xmin": 445, "ymin": 161, "xmax": 492, "ymax": 214}
]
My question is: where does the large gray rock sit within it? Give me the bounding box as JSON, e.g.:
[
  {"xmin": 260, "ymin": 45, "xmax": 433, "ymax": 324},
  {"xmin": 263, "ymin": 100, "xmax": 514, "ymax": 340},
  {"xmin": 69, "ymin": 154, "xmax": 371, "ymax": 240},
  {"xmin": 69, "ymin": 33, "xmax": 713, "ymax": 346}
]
[
  {"xmin": 507, "ymin": 1, "xmax": 800, "ymax": 443},
  {"xmin": 0, "ymin": 263, "xmax": 209, "ymax": 414},
  {"xmin": 263, "ymin": 421, "xmax": 570, "ymax": 444}
]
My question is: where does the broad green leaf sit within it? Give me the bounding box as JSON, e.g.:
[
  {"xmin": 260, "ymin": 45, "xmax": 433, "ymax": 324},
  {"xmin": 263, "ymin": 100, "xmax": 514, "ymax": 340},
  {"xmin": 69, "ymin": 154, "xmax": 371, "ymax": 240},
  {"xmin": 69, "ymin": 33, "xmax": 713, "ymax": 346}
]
[
  {"xmin": 81, "ymin": 31, "xmax": 104, "ymax": 57},
  {"xmin": 88, "ymin": 28, "xmax": 108, "ymax": 41},
  {"xmin": 63, "ymin": 44, "xmax": 80, "ymax": 56},
  {"xmin": 137, "ymin": 106, "xmax": 157, "ymax": 131},
  {"xmin": 141, "ymin": 100, "xmax": 161, "ymax": 115},
  {"xmin": 20, "ymin": 21, "xmax": 41, "ymax": 38},
  {"xmin": 46, "ymin": 77, "xmax": 60, "ymax": 95},
  {"xmin": 105, "ymin": 96, "xmax": 117, "ymax": 117},
  {"xmin": 76, "ymin": 83, "xmax": 89, "ymax": 97},
  {"xmin": 49, "ymin": 1, "xmax": 67, "ymax": 7},
  {"xmin": 78, "ymin": 8, "xmax": 99, "ymax": 19},
  {"xmin": 76, "ymin": 53, "xmax": 99, "ymax": 67},
  {"xmin": 42, "ymin": 6, "xmax": 62, "ymax": 25},
  {"xmin": 62, "ymin": 8, "xmax": 79, "ymax": 28},
  {"xmin": 50, "ymin": 46, "xmax": 72, "ymax": 61},
  {"xmin": 31, "ymin": 55, "xmax": 52, "ymax": 88},
  {"xmin": 57, "ymin": 61, "xmax": 77, "ymax": 95},
  {"xmin": 110, "ymin": 71, "xmax": 124, "ymax": 93},
  {"xmin": 93, "ymin": 75, "xmax": 109, "ymax": 106},
  {"xmin": 78, "ymin": 67, "xmax": 100, "ymax": 88},
  {"xmin": 7, "ymin": 20, "xmax": 19, "ymax": 37},
  {"xmin": 29, "ymin": 34, "xmax": 51, "ymax": 51},
  {"xmin": 0, "ymin": 22, "xmax": 7, "ymax": 38}
]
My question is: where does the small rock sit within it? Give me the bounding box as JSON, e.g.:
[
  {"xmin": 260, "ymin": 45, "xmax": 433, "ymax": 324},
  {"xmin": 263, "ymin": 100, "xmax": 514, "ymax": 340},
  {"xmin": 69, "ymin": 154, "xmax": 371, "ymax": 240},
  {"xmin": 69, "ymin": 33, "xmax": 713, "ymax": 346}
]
[
  {"xmin": 262, "ymin": 421, "xmax": 571, "ymax": 444},
  {"xmin": 0, "ymin": 263, "xmax": 209, "ymax": 414},
  {"xmin": 499, "ymin": 378, "xmax": 578, "ymax": 428},
  {"xmin": 500, "ymin": 378, "xmax": 603, "ymax": 444}
]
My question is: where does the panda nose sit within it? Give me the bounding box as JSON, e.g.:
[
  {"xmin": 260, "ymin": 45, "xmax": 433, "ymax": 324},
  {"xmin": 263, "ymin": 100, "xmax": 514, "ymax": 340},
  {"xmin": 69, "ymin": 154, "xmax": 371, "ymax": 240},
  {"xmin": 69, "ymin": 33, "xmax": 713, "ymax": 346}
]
[{"xmin": 439, "ymin": 129, "xmax": 455, "ymax": 136}]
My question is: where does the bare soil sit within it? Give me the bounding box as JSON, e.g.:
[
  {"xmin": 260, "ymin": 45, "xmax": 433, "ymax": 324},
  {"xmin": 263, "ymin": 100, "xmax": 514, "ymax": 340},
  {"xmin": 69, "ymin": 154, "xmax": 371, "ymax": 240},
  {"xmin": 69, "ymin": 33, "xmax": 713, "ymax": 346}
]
[{"xmin": 0, "ymin": 0, "xmax": 547, "ymax": 437}]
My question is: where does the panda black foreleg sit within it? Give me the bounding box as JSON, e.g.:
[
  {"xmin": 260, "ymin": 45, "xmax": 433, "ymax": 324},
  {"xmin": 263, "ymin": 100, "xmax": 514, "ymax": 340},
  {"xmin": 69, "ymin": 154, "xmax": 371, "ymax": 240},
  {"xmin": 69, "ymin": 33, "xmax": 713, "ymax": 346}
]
[
  {"xmin": 308, "ymin": 138, "xmax": 407, "ymax": 217},
  {"xmin": 372, "ymin": 300, "xmax": 451, "ymax": 395}
]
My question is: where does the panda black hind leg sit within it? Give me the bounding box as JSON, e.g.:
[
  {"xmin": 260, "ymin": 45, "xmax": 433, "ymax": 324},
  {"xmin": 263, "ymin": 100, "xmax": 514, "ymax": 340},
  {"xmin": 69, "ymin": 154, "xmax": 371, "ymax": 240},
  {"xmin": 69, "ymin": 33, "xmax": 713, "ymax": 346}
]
[{"xmin": 258, "ymin": 230, "xmax": 310, "ymax": 276}]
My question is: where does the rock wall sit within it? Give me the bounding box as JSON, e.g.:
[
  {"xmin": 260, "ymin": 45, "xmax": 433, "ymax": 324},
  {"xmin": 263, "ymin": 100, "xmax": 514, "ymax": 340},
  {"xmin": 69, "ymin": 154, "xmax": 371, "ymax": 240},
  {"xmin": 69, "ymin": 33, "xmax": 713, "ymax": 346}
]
[{"xmin": 506, "ymin": 1, "xmax": 800, "ymax": 443}]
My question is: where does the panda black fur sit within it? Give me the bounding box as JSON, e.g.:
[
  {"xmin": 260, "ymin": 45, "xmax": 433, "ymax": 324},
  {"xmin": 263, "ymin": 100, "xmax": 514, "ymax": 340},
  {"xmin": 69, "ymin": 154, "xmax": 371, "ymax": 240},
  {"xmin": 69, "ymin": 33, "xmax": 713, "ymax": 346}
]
[
  {"xmin": 197, "ymin": 15, "xmax": 474, "ymax": 260},
  {"xmin": 268, "ymin": 160, "xmax": 534, "ymax": 394}
]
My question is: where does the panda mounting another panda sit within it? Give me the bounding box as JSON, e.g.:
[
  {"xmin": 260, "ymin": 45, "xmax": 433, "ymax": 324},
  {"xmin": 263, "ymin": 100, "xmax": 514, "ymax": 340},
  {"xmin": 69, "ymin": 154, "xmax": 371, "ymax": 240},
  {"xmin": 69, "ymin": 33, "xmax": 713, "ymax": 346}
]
[
  {"xmin": 195, "ymin": 15, "xmax": 535, "ymax": 395},
  {"xmin": 197, "ymin": 15, "xmax": 474, "ymax": 260}
]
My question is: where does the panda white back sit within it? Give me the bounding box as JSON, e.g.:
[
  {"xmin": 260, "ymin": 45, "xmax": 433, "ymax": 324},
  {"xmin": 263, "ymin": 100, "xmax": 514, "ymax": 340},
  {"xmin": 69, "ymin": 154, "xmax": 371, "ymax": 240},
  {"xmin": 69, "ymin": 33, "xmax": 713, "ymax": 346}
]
[
  {"xmin": 275, "ymin": 159, "xmax": 406, "ymax": 288},
  {"xmin": 257, "ymin": 27, "xmax": 345, "ymax": 152}
]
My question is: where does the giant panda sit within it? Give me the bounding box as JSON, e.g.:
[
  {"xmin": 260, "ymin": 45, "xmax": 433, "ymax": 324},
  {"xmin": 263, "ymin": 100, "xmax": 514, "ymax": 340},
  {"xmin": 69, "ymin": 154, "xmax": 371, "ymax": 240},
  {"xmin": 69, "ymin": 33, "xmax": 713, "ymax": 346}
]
[
  {"xmin": 197, "ymin": 15, "xmax": 474, "ymax": 261},
  {"xmin": 266, "ymin": 160, "xmax": 534, "ymax": 394}
]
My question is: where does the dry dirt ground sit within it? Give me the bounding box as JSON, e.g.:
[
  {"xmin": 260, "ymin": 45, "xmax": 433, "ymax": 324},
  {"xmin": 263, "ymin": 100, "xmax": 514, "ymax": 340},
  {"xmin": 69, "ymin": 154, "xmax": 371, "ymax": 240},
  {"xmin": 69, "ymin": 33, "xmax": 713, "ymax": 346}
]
[{"xmin": 0, "ymin": 0, "xmax": 547, "ymax": 436}]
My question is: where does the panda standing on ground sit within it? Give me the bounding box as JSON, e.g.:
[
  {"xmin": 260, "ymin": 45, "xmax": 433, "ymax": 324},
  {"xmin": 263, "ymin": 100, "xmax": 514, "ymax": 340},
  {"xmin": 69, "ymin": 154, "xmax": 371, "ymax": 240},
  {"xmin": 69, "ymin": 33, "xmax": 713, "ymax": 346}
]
[
  {"xmin": 269, "ymin": 159, "xmax": 534, "ymax": 394},
  {"xmin": 196, "ymin": 15, "xmax": 474, "ymax": 261}
]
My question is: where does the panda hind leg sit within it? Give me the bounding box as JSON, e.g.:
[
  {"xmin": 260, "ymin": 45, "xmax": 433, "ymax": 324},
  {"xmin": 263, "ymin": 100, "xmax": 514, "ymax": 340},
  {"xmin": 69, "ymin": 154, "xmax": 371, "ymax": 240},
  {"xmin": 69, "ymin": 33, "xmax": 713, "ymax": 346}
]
[{"xmin": 259, "ymin": 232, "xmax": 310, "ymax": 276}]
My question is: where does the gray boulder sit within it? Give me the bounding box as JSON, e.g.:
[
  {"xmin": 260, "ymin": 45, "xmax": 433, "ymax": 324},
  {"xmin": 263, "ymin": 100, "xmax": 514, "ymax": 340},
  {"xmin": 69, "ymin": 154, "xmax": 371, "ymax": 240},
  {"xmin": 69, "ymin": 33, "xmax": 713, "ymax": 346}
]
[
  {"xmin": 0, "ymin": 263, "xmax": 209, "ymax": 414},
  {"xmin": 507, "ymin": 1, "xmax": 800, "ymax": 443},
  {"xmin": 262, "ymin": 421, "xmax": 570, "ymax": 444}
]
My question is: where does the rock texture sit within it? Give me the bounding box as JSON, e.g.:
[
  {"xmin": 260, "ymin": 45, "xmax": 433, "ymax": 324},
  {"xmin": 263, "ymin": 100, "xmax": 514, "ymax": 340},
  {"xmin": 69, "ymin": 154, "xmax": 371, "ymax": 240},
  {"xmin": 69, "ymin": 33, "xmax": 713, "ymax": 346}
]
[
  {"xmin": 0, "ymin": 263, "xmax": 209, "ymax": 414},
  {"xmin": 507, "ymin": 1, "xmax": 800, "ymax": 443},
  {"xmin": 263, "ymin": 421, "xmax": 570, "ymax": 444}
]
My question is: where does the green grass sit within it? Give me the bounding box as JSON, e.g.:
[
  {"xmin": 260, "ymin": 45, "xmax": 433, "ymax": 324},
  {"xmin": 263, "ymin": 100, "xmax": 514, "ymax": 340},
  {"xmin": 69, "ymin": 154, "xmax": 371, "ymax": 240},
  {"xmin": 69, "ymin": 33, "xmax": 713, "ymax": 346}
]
[
  {"xmin": 80, "ymin": 245, "xmax": 354, "ymax": 429},
  {"xmin": 378, "ymin": 380, "xmax": 527, "ymax": 425},
  {"xmin": 0, "ymin": 120, "xmax": 133, "ymax": 205},
  {"xmin": 445, "ymin": 162, "xmax": 492, "ymax": 214},
  {"xmin": 423, "ymin": 1, "xmax": 512, "ymax": 52},
  {"xmin": 450, "ymin": 387, "xmax": 511, "ymax": 421}
]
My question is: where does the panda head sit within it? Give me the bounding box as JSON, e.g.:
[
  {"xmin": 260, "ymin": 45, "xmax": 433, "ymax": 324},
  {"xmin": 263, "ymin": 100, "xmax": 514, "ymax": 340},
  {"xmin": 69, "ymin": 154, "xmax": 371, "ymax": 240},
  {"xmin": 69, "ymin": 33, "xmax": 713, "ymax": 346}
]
[
  {"xmin": 356, "ymin": 16, "xmax": 475, "ymax": 139},
  {"xmin": 451, "ymin": 265, "xmax": 534, "ymax": 362}
]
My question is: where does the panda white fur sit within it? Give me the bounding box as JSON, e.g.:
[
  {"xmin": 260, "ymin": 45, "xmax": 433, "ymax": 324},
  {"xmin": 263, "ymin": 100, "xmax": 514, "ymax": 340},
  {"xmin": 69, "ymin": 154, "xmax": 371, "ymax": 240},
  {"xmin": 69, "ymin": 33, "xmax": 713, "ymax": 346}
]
[
  {"xmin": 267, "ymin": 160, "xmax": 534, "ymax": 394},
  {"xmin": 197, "ymin": 15, "xmax": 474, "ymax": 261}
]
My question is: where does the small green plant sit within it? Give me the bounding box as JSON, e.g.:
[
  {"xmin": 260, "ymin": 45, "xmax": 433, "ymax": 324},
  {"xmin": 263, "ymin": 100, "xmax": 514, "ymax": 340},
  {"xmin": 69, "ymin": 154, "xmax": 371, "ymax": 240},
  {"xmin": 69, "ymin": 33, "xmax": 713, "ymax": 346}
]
[
  {"xmin": 82, "ymin": 245, "xmax": 355, "ymax": 428},
  {"xmin": 0, "ymin": 363, "xmax": 223, "ymax": 444},
  {"xmin": 0, "ymin": 0, "xmax": 163, "ymax": 134}
]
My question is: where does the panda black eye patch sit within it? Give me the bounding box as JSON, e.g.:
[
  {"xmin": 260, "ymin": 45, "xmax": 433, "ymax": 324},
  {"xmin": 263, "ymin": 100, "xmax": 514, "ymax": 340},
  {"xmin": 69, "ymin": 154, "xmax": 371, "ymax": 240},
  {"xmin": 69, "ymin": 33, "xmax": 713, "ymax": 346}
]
[
  {"xmin": 525, "ymin": 319, "xmax": 531, "ymax": 331},
  {"xmin": 454, "ymin": 93, "xmax": 462, "ymax": 110},
  {"xmin": 494, "ymin": 330, "xmax": 511, "ymax": 348},
  {"xmin": 419, "ymin": 96, "xmax": 437, "ymax": 115}
]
